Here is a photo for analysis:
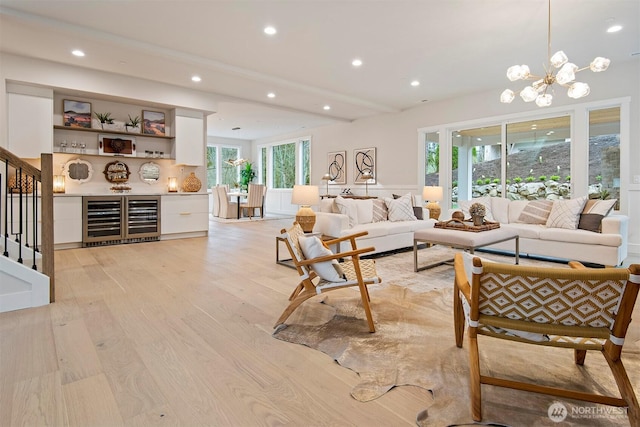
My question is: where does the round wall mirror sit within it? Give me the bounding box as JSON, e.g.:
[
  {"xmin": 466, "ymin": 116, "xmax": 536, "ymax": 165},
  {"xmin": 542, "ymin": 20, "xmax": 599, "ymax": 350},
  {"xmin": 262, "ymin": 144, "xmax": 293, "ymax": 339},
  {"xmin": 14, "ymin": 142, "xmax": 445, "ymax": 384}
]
[
  {"xmin": 63, "ymin": 158, "xmax": 94, "ymax": 183},
  {"xmin": 139, "ymin": 162, "xmax": 161, "ymax": 184}
]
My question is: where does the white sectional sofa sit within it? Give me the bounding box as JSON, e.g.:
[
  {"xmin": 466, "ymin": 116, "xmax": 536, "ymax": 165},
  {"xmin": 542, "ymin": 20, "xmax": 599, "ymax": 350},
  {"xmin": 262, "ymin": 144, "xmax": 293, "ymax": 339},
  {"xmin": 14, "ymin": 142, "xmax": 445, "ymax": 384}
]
[
  {"xmin": 313, "ymin": 195, "xmax": 437, "ymax": 255},
  {"xmin": 455, "ymin": 196, "xmax": 628, "ymax": 266}
]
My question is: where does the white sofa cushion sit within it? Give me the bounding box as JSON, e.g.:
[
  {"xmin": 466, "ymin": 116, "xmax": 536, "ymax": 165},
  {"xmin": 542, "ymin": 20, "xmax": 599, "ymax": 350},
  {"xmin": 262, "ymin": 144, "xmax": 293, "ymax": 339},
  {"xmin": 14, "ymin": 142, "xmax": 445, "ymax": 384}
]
[
  {"xmin": 497, "ymin": 223, "xmax": 545, "ymax": 239},
  {"xmin": 335, "ymin": 196, "xmax": 359, "ymax": 227},
  {"xmin": 490, "ymin": 197, "xmax": 511, "ymax": 224},
  {"xmin": 507, "ymin": 200, "xmax": 529, "ymax": 223},
  {"xmin": 355, "ymin": 199, "xmax": 374, "ymax": 224},
  {"xmin": 546, "ymin": 196, "xmax": 587, "ymax": 230},
  {"xmin": 538, "ymin": 228, "xmax": 622, "ymax": 247}
]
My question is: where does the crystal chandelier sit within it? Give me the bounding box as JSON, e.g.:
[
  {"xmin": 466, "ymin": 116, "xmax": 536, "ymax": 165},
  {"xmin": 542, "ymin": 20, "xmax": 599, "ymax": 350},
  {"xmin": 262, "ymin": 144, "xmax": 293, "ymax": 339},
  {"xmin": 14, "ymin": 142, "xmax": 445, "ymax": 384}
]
[{"xmin": 500, "ymin": 0, "xmax": 610, "ymax": 107}]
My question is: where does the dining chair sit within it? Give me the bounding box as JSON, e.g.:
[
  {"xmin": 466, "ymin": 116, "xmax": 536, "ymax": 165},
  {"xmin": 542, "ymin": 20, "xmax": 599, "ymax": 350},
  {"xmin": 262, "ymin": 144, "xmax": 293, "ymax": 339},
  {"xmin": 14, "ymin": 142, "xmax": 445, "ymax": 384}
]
[
  {"xmin": 217, "ymin": 186, "xmax": 238, "ymax": 219},
  {"xmin": 211, "ymin": 186, "xmax": 220, "ymax": 217},
  {"xmin": 240, "ymin": 183, "xmax": 265, "ymax": 219}
]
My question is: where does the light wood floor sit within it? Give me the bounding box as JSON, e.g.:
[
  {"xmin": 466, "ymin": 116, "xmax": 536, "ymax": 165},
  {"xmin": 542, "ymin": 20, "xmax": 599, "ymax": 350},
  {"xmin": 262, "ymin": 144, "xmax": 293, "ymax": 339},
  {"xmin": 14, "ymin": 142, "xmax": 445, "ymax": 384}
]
[{"xmin": 0, "ymin": 217, "xmax": 431, "ymax": 426}]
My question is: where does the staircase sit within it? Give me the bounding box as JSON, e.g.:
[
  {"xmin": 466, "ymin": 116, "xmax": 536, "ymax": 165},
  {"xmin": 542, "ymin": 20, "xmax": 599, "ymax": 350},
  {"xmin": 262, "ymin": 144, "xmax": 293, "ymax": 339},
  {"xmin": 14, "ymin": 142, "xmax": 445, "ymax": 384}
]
[{"xmin": 0, "ymin": 146, "xmax": 54, "ymax": 313}]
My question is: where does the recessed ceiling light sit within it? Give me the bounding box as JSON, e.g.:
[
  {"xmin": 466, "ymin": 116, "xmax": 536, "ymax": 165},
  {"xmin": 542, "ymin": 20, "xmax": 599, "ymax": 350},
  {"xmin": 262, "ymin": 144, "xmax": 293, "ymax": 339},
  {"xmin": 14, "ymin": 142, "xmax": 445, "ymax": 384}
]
[
  {"xmin": 71, "ymin": 50, "xmax": 85, "ymax": 57},
  {"xmin": 264, "ymin": 26, "xmax": 277, "ymax": 35},
  {"xmin": 323, "ymin": 105, "xmax": 331, "ymax": 110},
  {"xmin": 607, "ymin": 24, "xmax": 623, "ymax": 33},
  {"xmin": 352, "ymin": 58, "xmax": 363, "ymax": 67},
  {"xmin": 410, "ymin": 80, "xmax": 420, "ymax": 87},
  {"xmin": 191, "ymin": 75, "xmax": 201, "ymax": 82},
  {"xmin": 232, "ymin": 127, "xmax": 241, "ymax": 131},
  {"xmin": 267, "ymin": 92, "xmax": 276, "ymax": 98}
]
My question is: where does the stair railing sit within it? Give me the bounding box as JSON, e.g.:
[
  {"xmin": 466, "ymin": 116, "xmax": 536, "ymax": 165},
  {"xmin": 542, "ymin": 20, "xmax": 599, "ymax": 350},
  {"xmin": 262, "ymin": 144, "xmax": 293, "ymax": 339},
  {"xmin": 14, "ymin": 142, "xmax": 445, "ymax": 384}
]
[{"xmin": 0, "ymin": 146, "xmax": 55, "ymax": 303}]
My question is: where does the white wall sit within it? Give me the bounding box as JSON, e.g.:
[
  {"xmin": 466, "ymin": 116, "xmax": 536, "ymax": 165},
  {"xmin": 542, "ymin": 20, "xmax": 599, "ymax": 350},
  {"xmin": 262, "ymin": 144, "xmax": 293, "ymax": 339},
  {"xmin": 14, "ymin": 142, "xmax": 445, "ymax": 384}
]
[{"xmin": 255, "ymin": 60, "xmax": 640, "ymax": 255}]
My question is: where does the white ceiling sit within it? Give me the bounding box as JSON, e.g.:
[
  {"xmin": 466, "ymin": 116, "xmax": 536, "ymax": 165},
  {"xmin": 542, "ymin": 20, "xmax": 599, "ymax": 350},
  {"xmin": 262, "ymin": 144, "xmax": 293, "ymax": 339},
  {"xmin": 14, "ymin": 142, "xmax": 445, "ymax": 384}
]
[{"xmin": 1, "ymin": 0, "xmax": 638, "ymax": 140}]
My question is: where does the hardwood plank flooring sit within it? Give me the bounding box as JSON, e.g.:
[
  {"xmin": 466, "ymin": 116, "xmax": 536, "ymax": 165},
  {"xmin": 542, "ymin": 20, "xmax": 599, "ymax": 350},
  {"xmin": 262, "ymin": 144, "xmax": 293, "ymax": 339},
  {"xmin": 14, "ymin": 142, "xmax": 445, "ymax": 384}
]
[{"xmin": 1, "ymin": 217, "xmax": 429, "ymax": 426}]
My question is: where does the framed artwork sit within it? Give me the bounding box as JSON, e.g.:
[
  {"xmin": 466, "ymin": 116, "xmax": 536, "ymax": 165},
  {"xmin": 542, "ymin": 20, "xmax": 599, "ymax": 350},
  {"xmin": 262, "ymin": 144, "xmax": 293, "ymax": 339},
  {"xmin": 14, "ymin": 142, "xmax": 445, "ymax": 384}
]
[
  {"xmin": 142, "ymin": 110, "xmax": 165, "ymax": 136},
  {"xmin": 354, "ymin": 147, "xmax": 376, "ymax": 184},
  {"xmin": 327, "ymin": 150, "xmax": 346, "ymax": 185},
  {"xmin": 63, "ymin": 99, "xmax": 92, "ymax": 128}
]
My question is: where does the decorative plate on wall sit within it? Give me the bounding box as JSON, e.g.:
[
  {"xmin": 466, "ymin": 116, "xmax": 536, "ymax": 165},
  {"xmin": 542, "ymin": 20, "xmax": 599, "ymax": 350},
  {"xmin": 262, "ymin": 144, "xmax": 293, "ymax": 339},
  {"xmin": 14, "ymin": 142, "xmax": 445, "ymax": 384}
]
[{"xmin": 103, "ymin": 160, "xmax": 131, "ymax": 183}]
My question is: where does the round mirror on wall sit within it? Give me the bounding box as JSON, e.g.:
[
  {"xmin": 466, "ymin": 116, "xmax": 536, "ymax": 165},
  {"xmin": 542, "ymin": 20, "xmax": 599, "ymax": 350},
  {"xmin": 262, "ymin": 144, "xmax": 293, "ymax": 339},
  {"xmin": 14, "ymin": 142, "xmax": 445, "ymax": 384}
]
[
  {"xmin": 63, "ymin": 158, "xmax": 94, "ymax": 183},
  {"xmin": 139, "ymin": 162, "xmax": 161, "ymax": 184}
]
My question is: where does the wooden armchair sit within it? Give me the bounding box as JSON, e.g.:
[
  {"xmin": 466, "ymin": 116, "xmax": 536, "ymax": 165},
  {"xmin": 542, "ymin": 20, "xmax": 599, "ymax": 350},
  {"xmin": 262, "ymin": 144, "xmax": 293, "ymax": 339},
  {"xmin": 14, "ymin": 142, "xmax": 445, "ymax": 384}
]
[
  {"xmin": 453, "ymin": 252, "xmax": 640, "ymax": 424},
  {"xmin": 275, "ymin": 222, "xmax": 381, "ymax": 332}
]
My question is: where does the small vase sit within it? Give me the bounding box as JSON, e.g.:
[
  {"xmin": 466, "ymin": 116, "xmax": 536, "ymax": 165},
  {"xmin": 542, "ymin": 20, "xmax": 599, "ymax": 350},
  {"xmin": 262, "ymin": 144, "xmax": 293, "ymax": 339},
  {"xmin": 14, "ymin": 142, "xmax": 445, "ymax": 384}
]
[
  {"xmin": 182, "ymin": 172, "xmax": 202, "ymax": 192},
  {"xmin": 472, "ymin": 215, "xmax": 484, "ymax": 226}
]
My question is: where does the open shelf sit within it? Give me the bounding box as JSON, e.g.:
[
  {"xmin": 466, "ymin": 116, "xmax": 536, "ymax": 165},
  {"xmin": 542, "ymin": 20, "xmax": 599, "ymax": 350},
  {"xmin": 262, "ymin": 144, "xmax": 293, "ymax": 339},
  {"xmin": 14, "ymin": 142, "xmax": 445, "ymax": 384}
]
[{"xmin": 54, "ymin": 125, "xmax": 173, "ymax": 140}]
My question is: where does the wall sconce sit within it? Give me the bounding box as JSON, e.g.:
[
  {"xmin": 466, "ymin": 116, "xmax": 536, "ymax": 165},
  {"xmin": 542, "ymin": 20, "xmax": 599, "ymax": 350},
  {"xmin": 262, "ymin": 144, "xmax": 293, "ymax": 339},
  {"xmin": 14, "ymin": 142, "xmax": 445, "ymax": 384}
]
[
  {"xmin": 53, "ymin": 175, "xmax": 66, "ymax": 193},
  {"xmin": 361, "ymin": 172, "xmax": 373, "ymax": 196},
  {"xmin": 291, "ymin": 184, "xmax": 320, "ymax": 233},
  {"xmin": 168, "ymin": 177, "xmax": 178, "ymax": 192},
  {"xmin": 422, "ymin": 186, "xmax": 443, "ymax": 220},
  {"xmin": 321, "ymin": 173, "xmax": 332, "ymax": 196}
]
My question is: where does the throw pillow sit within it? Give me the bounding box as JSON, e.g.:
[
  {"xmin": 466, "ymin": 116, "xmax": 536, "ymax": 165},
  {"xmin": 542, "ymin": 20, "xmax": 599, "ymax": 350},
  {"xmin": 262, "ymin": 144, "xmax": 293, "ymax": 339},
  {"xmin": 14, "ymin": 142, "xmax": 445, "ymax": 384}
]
[
  {"xmin": 298, "ymin": 235, "xmax": 345, "ymax": 282},
  {"xmin": 355, "ymin": 199, "xmax": 374, "ymax": 224},
  {"xmin": 412, "ymin": 206, "xmax": 424, "ymax": 220},
  {"xmin": 517, "ymin": 200, "xmax": 554, "ymax": 224},
  {"xmin": 578, "ymin": 199, "xmax": 617, "ymax": 233},
  {"xmin": 372, "ymin": 199, "xmax": 388, "ymax": 222},
  {"xmin": 384, "ymin": 194, "xmax": 416, "ymax": 221},
  {"xmin": 458, "ymin": 197, "xmax": 495, "ymax": 222},
  {"xmin": 545, "ymin": 196, "xmax": 587, "ymax": 230},
  {"xmin": 335, "ymin": 196, "xmax": 358, "ymax": 228}
]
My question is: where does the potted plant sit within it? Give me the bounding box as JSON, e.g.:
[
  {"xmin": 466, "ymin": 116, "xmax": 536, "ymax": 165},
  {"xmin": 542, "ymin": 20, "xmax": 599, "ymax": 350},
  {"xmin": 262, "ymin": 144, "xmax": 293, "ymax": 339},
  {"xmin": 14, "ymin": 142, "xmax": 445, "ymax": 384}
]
[
  {"xmin": 239, "ymin": 162, "xmax": 256, "ymax": 191},
  {"xmin": 125, "ymin": 114, "xmax": 141, "ymax": 133},
  {"xmin": 94, "ymin": 112, "xmax": 114, "ymax": 130},
  {"xmin": 469, "ymin": 202, "xmax": 486, "ymax": 226}
]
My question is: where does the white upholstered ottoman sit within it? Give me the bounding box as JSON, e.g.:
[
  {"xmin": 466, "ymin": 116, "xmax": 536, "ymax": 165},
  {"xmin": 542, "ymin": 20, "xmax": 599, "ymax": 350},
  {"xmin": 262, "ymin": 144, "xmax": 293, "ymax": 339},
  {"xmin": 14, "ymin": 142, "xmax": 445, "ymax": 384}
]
[{"xmin": 413, "ymin": 227, "xmax": 519, "ymax": 271}]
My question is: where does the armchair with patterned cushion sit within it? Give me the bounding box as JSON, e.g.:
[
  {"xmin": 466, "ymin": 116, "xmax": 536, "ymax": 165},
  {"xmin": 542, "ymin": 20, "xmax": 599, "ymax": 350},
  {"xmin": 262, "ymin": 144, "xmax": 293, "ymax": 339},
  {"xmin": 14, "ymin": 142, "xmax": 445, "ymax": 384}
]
[
  {"xmin": 274, "ymin": 222, "xmax": 381, "ymax": 332},
  {"xmin": 453, "ymin": 252, "xmax": 640, "ymax": 424}
]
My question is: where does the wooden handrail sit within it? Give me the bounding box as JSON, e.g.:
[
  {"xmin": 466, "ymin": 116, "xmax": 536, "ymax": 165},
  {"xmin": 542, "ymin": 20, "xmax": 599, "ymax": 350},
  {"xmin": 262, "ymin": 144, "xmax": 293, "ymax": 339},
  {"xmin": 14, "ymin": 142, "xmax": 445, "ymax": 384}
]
[{"xmin": 0, "ymin": 146, "xmax": 55, "ymax": 303}]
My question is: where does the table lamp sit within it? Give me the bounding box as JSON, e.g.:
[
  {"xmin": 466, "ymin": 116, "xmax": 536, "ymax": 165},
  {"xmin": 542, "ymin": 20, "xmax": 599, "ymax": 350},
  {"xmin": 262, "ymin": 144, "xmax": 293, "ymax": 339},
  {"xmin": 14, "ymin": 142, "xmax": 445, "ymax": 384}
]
[
  {"xmin": 422, "ymin": 186, "xmax": 443, "ymax": 220},
  {"xmin": 321, "ymin": 173, "xmax": 332, "ymax": 196},
  {"xmin": 361, "ymin": 172, "xmax": 373, "ymax": 196},
  {"xmin": 291, "ymin": 185, "xmax": 320, "ymax": 232},
  {"xmin": 53, "ymin": 175, "xmax": 66, "ymax": 193}
]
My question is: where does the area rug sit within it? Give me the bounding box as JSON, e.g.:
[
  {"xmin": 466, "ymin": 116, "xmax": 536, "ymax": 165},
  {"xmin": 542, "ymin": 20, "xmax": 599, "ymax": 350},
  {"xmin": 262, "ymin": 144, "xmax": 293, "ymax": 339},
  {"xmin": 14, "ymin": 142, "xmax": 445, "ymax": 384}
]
[{"xmin": 272, "ymin": 249, "xmax": 640, "ymax": 426}]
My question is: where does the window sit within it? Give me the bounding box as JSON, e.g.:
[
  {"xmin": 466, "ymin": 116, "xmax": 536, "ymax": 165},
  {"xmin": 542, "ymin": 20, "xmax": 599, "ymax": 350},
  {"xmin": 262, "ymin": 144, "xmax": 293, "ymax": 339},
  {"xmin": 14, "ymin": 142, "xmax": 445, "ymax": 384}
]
[
  {"xmin": 258, "ymin": 137, "xmax": 311, "ymax": 189},
  {"xmin": 589, "ymin": 107, "xmax": 620, "ymax": 206},
  {"xmin": 206, "ymin": 146, "xmax": 217, "ymax": 187},
  {"xmin": 205, "ymin": 145, "xmax": 241, "ymax": 189},
  {"xmin": 420, "ymin": 97, "xmax": 628, "ymax": 211},
  {"xmin": 506, "ymin": 116, "xmax": 571, "ymax": 200}
]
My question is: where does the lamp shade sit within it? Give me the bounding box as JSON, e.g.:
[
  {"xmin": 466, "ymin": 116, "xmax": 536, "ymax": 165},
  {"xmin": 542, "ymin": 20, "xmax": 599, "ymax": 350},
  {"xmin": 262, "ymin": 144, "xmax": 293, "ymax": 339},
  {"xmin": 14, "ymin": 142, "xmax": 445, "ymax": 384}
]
[
  {"xmin": 321, "ymin": 173, "xmax": 332, "ymax": 181},
  {"xmin": 422, "ymin": 186, "xmax": 443, "ymax": 202},
  {"xmin": 291, "ymin": 185, "xmax": 320, "ymax": 207}
]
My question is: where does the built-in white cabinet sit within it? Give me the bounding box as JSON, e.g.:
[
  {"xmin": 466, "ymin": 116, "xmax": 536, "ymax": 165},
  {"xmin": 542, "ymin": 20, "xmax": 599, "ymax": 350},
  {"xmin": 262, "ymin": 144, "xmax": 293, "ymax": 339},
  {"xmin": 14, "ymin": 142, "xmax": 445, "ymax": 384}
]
[
  {"xmin": 173, "ymin": 111, "xmax": 204, "ymax": 166},
  {"xmin": 161, "ymin": 193, "xmax": 209, "ymax": 236},
  {"xmin": 7, "ymin": 84, "xmax": 53, "ymax": 158},
  {"xmin": 54, "ymin": 196, "xmax": 82, "ymax": 246}
]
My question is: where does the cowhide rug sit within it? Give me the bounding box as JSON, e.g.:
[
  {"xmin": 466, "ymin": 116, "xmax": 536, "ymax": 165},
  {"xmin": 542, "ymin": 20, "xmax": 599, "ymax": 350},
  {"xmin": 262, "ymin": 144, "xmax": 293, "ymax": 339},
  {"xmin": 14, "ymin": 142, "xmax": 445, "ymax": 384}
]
[{"xmin": 272, "ymin": 248, "xmax": 640, "ymax": 426}]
